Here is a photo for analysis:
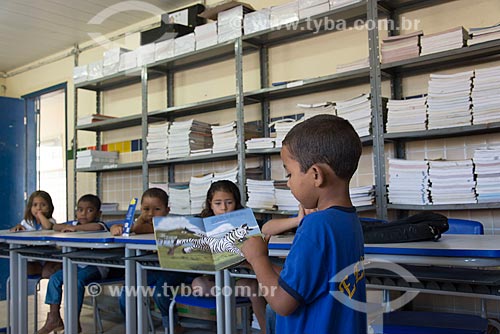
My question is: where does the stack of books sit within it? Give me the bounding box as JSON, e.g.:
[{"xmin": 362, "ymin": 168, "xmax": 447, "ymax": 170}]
[
  {"xmin": 246, "ymin": 179, "xmax": 276, "ymax": 210},
  {"xmin": 76, "ymin": 150, "xmax": 119, "ymax": 169},
  {"xmin": 146, "ymin": 121, "xmax": 169, "ymax": 161},
  {"xmin": 468, "ymin": 23, "xmax": 500, "ymax": 46},
  {"xmin": 350, "ymin": 185, "xmax": 375, "ymax": 207},
  {"xmin": 270, "ymin": 119, "xmax": 302, "ymax": 148},
  {"xmin": 169, "ymin": 184, "xmax": 191, "ymax": 215},
  {"xmin": 274, "ymin": 180, "xmax": 299, "ymax": 211},
  {"xmin": 427, "ymin": 70, "xmax": 473, "ymax": 129},
  {"xmin": 473, "ymin": 147, "xmax": 500, "ymax": 203},
  {"xmin": 298, "ymin": 102, "xmax": 336, "ymax": 119},
  {"xmin": 428, "ymin": 160, "xmax": 476, "ymax": 204},
  {"xmin": 212, "ymin": 167, "xmax": 239, "ymax": 184},
  {"xmin": 330, "ymin": 0, "xmax": 363, "ymax": 9},
  {"xmin": 381, "ymin": 31, "xmax": 422, "ymax": 63},
  {"xmin": 421, "ymin": 26, "xmax": 468, "ymax": 56},
  {"xmin": 386, "ymin": 96, "xmax": 427, "ymax": 133},
  {"xmin": 472, "ymin": 65, "xmax": 500, "ymax": 125},
  {"xmin": 167, "ymin": 119, "xmax": 213, "ymax": 159},
  {"xmin": 189, "ymin": 173, "xmax": 214, "ymax": 214},
  {"xmin": 211, "ymin": 121, "xmax": 237, "ymax": 153},
  {"xmin": 77, "ymin": 114, "xmax": 116, "ymax": 126},
  {"xmin": 335, "ymin": 93, "xmax": 372, "ymax": 137},
  {"xmin": 388, "ymin": 159, "xmax": 430, "ymax": 205},
  {"xmin": 195, "ymin": 22, "xmax": 218, "ymax": 50},
  {"xmin": 245, "ymin": 137, "xmax": 275, "ymax": 150},
  {"xmin": 336, "ymin": 57, "xmax": 369, "ymax": 73}
]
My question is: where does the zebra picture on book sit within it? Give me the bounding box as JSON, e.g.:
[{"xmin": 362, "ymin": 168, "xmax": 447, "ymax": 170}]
[{"xmin": 173, "ymin": 224, "xmax": 254, "ymax": 256}]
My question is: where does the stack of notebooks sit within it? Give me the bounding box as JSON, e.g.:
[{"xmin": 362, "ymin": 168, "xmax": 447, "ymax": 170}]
[
  {"xmin": 211, "ymin": 121, "xmax": 237, "ymax": 153},
  {"xmin": 246, "ymin": 179, "xmax": 276, "ymax": 210},
  {"xmin": 274, "ymin": 180, "xmax": 299, "ymax": 211},
  {"xmin": 335, "ymin": 93, "xmax": 372, "ymax": 137},
  {"xmin": 428, "ymin": 160, "xmax": 476, "ymax": 204},
  {"xmin": 77, "ymin": 114, "xmax": 116, "ymax": 126},
  {"xmin": 468, "ymin": 23, "xmax": 500, "ymax": 46},
  {"xmin": 271, "ymin": 118, "xmax": 302, "ymax": 148},
  {"xmin": 76, "ymin": 150, "xmax": 118, "ymax": 169},
  {"xmin": 472, "ymin": 65, "xmax": 500, "ymax": 124},
  {"xmin": 330, "ymin": 0, "xmax": 363, "ymax": 9},
  {"xmin": 420, "ymin": 26, "xmax": 468, "ymax": 56},
  {"xmin": 167, "ymin": 119, "xmax": 213, "ymax": 159},
  {"xmin": 473, "ymin": 147, "xmax": 500, "ymax": 203},
  {"xmin": 146, "ymin": 121, "xmax": 169, "ymax": 161},
  {"xmin": 388, "ymin": 159, "xmax": 430, "ymax": 205},
  {"xmin": 336, "ymin": 57, "xmax": 369, "ymax": 73},
  {"xmin": 169, "ymin": 184, "xmax": 191, "ymax": 215},
  {"xmin": 298, "ymin": 102, "xmax": 336, "ymax": 119},
  {"xmin": 350, "ymin": 185, "xmax": 375, "ymax": 207},
  {"xmin": 245, "ymin": 137, "xmax": 275, "ymax": 150},
  {"xmin": 381, "ymin": 31, "xmax": 422, "ymax": 63},
  {"xmin": 427, "ymin": 70, "xmax": 473, "ymax": 129},
  {"xmin": 189, "ymin": 173, "xmax": 214, "ymax": 214},
  {"xmin": 386, "ymin": 96, "xmax": 427, "ymax": 133},
  {"xmin": 212, "ymin": 167, "xmax": 239, "ymax": 183}
]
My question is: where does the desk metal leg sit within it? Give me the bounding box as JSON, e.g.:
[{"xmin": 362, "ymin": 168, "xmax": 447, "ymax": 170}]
[
  {"xmin": 125, "ymin": 247, "xmax": 137, "ymax": 334},
  {"xmin": 18, "ymin": 254, "xmax": 28, "ymax": 333},
  {"xmin": 63, "ymin": 246, "xmax": 78, "ymax": 334},
  {"xmin": 224, "ymin": 269, "xmax": 236, "ymax": 334},
  {"xmin": 136, "ymin": 250, "xmax": 148, "ymax": 334},
  {"xmin": 9, "ymin": 245, "xmax": 19, "ymax": 334},
  {"xmin": 215, "ymin": 270, "xmax": 225, "ymax": 334}
]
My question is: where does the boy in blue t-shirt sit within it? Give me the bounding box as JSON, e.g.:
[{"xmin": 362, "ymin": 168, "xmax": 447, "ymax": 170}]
[{"xmin": 242, "ymin": 115, "xmax": 367, "ymax": 334}]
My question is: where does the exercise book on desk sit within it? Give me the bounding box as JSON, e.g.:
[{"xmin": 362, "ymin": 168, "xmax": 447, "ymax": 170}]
[
  {"xmin": 268, "ymin": 234, "xmax": 294, "ymax": 250},
  {"xmin": 153, "ymin": 208, "xmax": 261, "ymax": 271}
]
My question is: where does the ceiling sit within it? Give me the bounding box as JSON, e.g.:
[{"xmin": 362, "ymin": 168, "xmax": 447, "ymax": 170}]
[{"xmin": 0, "ymin": 0, "xmax": 197, "ymax": 73}]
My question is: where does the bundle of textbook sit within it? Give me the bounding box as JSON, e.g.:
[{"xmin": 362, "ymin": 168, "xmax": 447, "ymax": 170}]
[{"xmin": 153, "ymin": 208, "xmax": 261, "ymax": 271}]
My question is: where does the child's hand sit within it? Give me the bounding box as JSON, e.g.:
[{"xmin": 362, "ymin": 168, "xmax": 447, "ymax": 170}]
[
  {"xmin": 110, "ymin": 224, "xmax": 123, "ymax": 236},
  {"xmin": 61, "ymin": 225, "xmax": 77, "ymax": 232},
  {"xmin": 241, "ymin": 236, "xmax": 269, "ymax": 264},
  {"xmin": 10, "ymin": 224, "xmax": 25, "ymax": 232}
]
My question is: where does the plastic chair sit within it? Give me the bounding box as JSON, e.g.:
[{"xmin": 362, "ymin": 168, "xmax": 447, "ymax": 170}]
[{"xmin": 445, "ymin": 218, "xmax": 484, "ymax": 235}]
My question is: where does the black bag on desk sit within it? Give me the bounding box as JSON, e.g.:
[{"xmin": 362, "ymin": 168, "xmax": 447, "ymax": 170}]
[{"xmin": 362, "ymin": 212, "xmax": 449, "ymax": 243}]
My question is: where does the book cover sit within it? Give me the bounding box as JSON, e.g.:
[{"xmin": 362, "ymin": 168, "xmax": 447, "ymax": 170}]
[
  {"xmin": 122, "ymin": 198, "xmax": 138, "ymax": 236},
  {"xmin": 153, "ymin": 208, "xmax": 261, "ymax": 271}
]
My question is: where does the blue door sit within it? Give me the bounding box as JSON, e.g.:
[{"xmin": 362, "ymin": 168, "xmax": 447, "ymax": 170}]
[{"xmin": 0, "ymin": 96, "xmax": 27, "ymax": 300}]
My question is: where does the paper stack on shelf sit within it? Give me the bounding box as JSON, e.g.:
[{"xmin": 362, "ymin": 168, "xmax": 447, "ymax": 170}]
[
  {"xmin": 212, "ymin": 121, "xmax": 237, "ymax": 153},
  {"xmin": 427, "ymin": 70, "xmax": 473, "ymax": 129},
  {"xmin": 246, "ymin": 179, "xmax": 276, "ymax": 210},
  {"xmin": 298, "ymin": 0, "xmax": 330, "ymax": 19},
  {"xmin": 73, "ymin": 65, "xmax": 88, "ymax": 84},
  {"xmin": 270, "ymin": 1, "xmax": 299, "ymax": 28},
  {"xmin": 174, "ymin": 33, "xmax": 196, "ymax": 56},
  {"xmin": 245, "ymin": 137, "xmax": 275, "ymax": 150},
  {"xmin": 388, "ymin": 158, "xmax": 430, "ymax": 205},
  {"xmin": 101, "ymin": 203, "xmax": 119, "ymax": 212},
  {"xmin": 244, "ymin": 8, "xmax": 270, "ymax": 35},
  {"xmin": 76, "ymin": 150, "xmax": 119, "ymax": 169},
  {"xmin": 472, "ymin": 65, "xmax": 500, "ymax": 125},
  {"xmin": 330, "ymin": 0, "xmax": 362, "ymax": 9},
  {"xmin": 270, "ymin": 118, "xmax": 302, "ymax": 148},
  {"xmin": 335, "ymin": 93, "xmax": 372, "ymax": 137},
  {"xmin": 350, "ymin": 185, "xmax": 375, "ymax": 207},
  {"xmin": 420, "ymin": 26, "xmax": 468, "ymax": 56},
  {"xmin": 118, "ymin": 50, "xmax": 137, "ymax": 72},
  {"xmin": 336, "ymin": 57, "xmax": 369, "ymax": 73},
  {"xmin": 77, "ymin": 114, "xmax": 116, "ymax": 126},
  {"xmin": 386, "ymin": 96, "xmax": 427, "ymax": 133},
  {"xmin": 381, "ymin": 31, "xmax": 422, "ymax": 63},
  {"xmin": 137, "ymin": 44, "xmax": 156, "ymax": 66},
  {"xmin": 298, "ymin": 102, "xmax": 336, "ymax": 119},
  {"xmin": 218, "ymin": 5, "xmax": 245, "ymax": 43},
  {"xmin": 190, "ymin": 173, "xmax": 214, "ymax": 214},
  {"xmin": 87, "ymin": 60, "xmax": 104, "ymax": 81},
  {"xmin": 147, "ymin": 121, "xmax": 169, "ymax": 161},
  {"xmin": 473, "ymin": 147, "xmax": 500, "ymax": 203},
  {"xmin": 155, "ymin": 39, "xmax": 175, "ymax": 61},
  {"xmin": 149, "ymin": 182, "xmax": 169, "ymax": 195},
  {"xmin": 169, "ymin": 184, "xmax": 191, "ymax": 215},
  {"xmin": 213, "ymin": 167, "xmax": 239, "ymax": 183},
  {"xmin": 195, "ymin": 22, "xmax": 218, "ymax": 50},
  {"xmin": 468, "ymin": 23, "xmax": 500, "ymax": 46},
  {"xmin": 428, "ymin": 160, "xmax": 476, "ymax": 204},
  {"xmin": 103, "ymin": 47, "xmax": 129, "ymax": 76},
  {"xmin": 167, "ymin": 119, "xmax": 213, "ymax": 159},
  {"xmin": 274, "ymin": 180, "xmax": 299, "ymax": 211}
]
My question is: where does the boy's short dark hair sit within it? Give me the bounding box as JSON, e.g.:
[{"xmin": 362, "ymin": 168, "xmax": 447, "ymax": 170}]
[
  {"xmin": 142, "ymin": 188, "xmax": 169, "ymax": 206},
  {"xmin": 78, "ymin": 194, "xmax": 101, "ymax": 211},
  {"xmin": 282, "ymin": 115, "xmax": 362, "ymax": 180}
]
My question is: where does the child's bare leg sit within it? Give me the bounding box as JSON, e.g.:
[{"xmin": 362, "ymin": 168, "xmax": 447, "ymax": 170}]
[
  {"xmin": 236, "ymin": 278, "xmax": 267, "ymax": 333},
  {"xmin": 41, "ymin": 261, "xmax": 62, "ymax": 279},
  {"xmin": 37, "ymin": 304, "xmax": 64, "ymax": 334},
  {"xmin": 191, "ymin": 276, "xmax": 215, "ymax": 297},
  {"xmin": 27, "ymin": 261, "xmax": 42, "ymax": 276}
]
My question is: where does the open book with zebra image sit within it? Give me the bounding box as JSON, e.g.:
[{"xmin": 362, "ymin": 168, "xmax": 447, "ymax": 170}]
[{"xmin": 153, "ymin": 208, "xmax": 261, "ymax": 271}]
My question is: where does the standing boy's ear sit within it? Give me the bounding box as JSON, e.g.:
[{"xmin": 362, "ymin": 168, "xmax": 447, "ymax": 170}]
[{"xmin": 310, "ymin": 165, "xmax": 326, "ymax": 187}]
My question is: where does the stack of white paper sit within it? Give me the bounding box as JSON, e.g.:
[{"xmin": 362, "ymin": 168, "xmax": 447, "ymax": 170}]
[
  {"xmin": 427, "ymin": 71, "xmax": 473, "ymax": 129},
  {"xmin": 386, "ymin": 96, "xmax": 427, "ymax": 133},
  {"xmin": 213, "ymin": 167, "xmax": 239, "ymax": 183},
  {"xmin": 87, "ymin": 60, "xmax": 103, "ymax": 81},
  {"xmin": 190, "ymin": 173, "xmax": 214, "ymax": 214},
  {"xmin": 167, "ymin": 119, "xmax": 212, "ymax": 159},
  {"xmin": 246, "ymin": 138, "xmax": 275, "ymax": 150},
  {"xmin": 271, "ymin": 2, "xmax": 299, "ymax": 28},
  {"xmin": 330, "ymin": 0, "xmax": 362, "ymax": 9},
  {"xmin": 335, "ymin": 93, "xmax": 372, "ymax": 137},
  {"xmin": 428, "ymin": 160, "xmax": 476, "ymax": 204},
  {"xmin": 118, "ymin": 50, "xmax": 137, "ymax": 72},
  {"xmin": 274, "ymin": 180, "xmax": 300, "ymax": 211},
  {"xmin": 298, "ymin": 102, "xmax": 336, "ymax": 119},
  {"xmin": 472, "ymin": 65, "xmax": 500, "ymax": 124},
  {"xmin": 76, "ymin": 150, "xmax": 119, "ymax": 169},
  {"xmin": 381, "ymin": 31, "xmax": 422, "ymax": 63},
  {"xmin": 103, "ymin": 47, "xmax": 129, "ymax": 76},
  {"xmin": 136, "ymin": 44, "xmax": 156, "ymax": 66},
  {"xmin": 468, "ymin": 23, "xmax": 500, "ymax": 46},
  {"xmin": 244, "ymin": 8, "xmax": 270, "ymax": 35},
  {"xmin": 218, "ymin": 6, "xmax": 243, "ymax": 43},
  {"xmin": 149, "ymin": 182, "xmax": 169, "ymax": 195},
  {"xmin": 73, "ymin": 65, "xmax": 88, "ymax": 84},
  {"xmin": 336, "ymin": 57, "xmax": 369, "ymax": 73},
  {"xmin": 270, "ymin": 119, "xmax": 302, "ymax": 148},
  {"xmin": 155, "ymin": 39, "xmax": 175, "ymax": 61},
  {"xmin": 421, "ymin": 26, "xmax": 468, "ymax": 56},
  {"xmin": 77, "ymin": 114, "xmax": 116, "ymax": 126},
  {"xmin": 298, "ymin": 0, "xmax": 330, "ymax": 19},
  {"xmin": 246, "ymin": 179, "xmax": 276, "ymax": 210},
  {"xmin": 212, "ymin": 121, "xmax": 237, "ymax": 153},
  {"xmin": 174, "ymin": 33, "xmax": 196, "ymax": 56},
  {"xmin": 388, "ymin": 159, "xmax": 430, "ymax": 205},
  {"xmin": 169, "ymin": 185, "xmax": 191, "ymax": 215},
  {"xmin": 473, "ymin": 148, "xmax": 500, "ymax": 203},
  {"xmin": 147, "ymin": 122, "xmax": 169, "ymax": 161},
  {"xmin": 195, "ymin": 22, "xmax": 218, "ymax": 50},
  {"xmin": 350, "ymin": 185, "xmax": 375, "ymax": 207}
]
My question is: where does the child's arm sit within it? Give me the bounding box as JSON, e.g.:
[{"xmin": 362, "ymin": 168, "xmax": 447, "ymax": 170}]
[
  {"xmin": 262, "ymin": 205, "xmax": 315, "ymax": 236},
  {"xmin": 131, "ymin": 215, "xmax": 154, "ymax": 234},
  {"xmin": 241, "ymin": 237, "xmax": 300, "ymax": 316},
  {"xmin": 57, "ymin": 222, "xmax": 106, "ymax": 233},
  {"xmin": 10, "ymin": 224, "xmax": 25, "ymax": 232},
  {"xmin": 36, "ymin": 211, "xmax": 54, "ymax": 230}
]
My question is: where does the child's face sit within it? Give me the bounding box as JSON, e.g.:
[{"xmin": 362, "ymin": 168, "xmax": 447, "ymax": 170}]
[
  {"xmin": 141, "ymin": 196, "xmax": 169, "ymax": 224},
  {"xmin": 281, "ymin": 145, "xmax": 317, "ymax": 209},
  {"xmin": 210, "ymin": 191, "xmax": 237, "ymax": 216},
  {"xmin": 77, "ymin": 201, "xmax": 100, "ymax": 224},
  {"xmin": 31, "ymin": 196, "xmax": 50, "ymax": 219}
]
